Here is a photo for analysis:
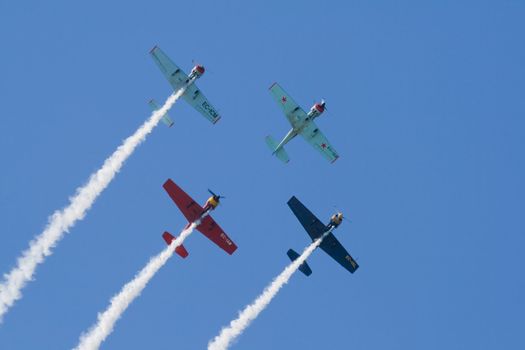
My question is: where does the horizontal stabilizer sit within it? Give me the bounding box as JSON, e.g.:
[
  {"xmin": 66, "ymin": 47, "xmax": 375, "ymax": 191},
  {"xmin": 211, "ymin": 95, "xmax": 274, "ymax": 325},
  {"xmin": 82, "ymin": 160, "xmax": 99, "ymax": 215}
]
[
  {"xmin": 287, "ymin": 249, "xmax": 312, "ymax": 276},
  {"xmin": 149, "ymin": 99, "xmax": 174, "ymax": 127},
  {"xmin": 162, "ymin": 232, "xmax": 189, "ymax": 258},
  {"xmin": 265, "ymin": 135, "xmax": 290, "ymax": 163}
]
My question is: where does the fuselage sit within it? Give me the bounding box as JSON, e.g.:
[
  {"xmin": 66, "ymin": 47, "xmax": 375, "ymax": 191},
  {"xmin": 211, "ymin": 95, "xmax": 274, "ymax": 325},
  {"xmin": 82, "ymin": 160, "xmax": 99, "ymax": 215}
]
[
  {"xmin": 276, "ymin": 101, "xmax": 327, "ymax": 151},
  {"xmin": 292, "ymin": 102, "xmax": 326, "ymax": 131},
  {"xmin": 327, "ymin": 212, "xmax": 343, "ymax": 230},
  {"xmin": 203, "ymin": 195, "xmax": 219, "ymax": 212},
  {"xmin": 186, "ymin": 65, "xmax": 205, "ymax": 82}
]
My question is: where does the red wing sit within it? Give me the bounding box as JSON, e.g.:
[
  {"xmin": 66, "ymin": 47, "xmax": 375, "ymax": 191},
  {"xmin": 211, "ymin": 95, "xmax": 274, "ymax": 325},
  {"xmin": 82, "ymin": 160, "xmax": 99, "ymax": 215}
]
[
  {"xmin": 197, "ymin": 216, "xmax": 238, "ymax": 255},
  {"xmin": 163, "ymin": 179, "xmax": 204, "ymax": 223}
]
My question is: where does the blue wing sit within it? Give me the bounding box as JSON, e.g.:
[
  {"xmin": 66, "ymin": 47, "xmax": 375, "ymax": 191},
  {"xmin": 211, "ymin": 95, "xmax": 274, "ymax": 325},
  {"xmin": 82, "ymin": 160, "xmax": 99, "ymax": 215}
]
[
  {"xmin": 320, "ymin": 233, "xmax": 359, "ymax": 273},
  {"xmin": 287, "ymin": 196, "xmax": 326, "ymax": 240}
]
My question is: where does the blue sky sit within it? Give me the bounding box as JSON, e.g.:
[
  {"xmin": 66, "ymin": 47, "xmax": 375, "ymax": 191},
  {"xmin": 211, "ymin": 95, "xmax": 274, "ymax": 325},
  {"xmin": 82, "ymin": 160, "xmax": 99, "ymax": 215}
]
[{"xmin": 1, "ymin": 1, "xmax": 524, "ymax": 349}]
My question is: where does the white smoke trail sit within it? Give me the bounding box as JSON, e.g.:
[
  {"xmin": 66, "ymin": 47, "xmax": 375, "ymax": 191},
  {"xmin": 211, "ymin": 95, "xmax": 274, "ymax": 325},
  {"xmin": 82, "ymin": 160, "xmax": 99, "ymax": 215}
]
[
  {"xmin": 0, "ymin": 85, "xmax": 189, "ymax": 323},
  {"xmin": 208, "ymin": 230, "xmax": 332, "ymax": 350},
  {"xmin": 74, "ymin": 213, "xmax": 208, "ymax": 350}
]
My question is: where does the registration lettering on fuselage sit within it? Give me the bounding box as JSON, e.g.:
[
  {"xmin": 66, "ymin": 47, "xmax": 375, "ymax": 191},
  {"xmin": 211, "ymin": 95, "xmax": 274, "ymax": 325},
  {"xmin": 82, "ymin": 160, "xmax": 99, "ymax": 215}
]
[
  {"xmin": 346, "ymin": 255, "xmax": 357, "ymax": 268},
  {"xmin": 202, "ymin": 101, "xmax": 219, "ymax": 118},
  {"xmin": 220, "ymin": 232, "xmax": 232, "ymax": 245}
]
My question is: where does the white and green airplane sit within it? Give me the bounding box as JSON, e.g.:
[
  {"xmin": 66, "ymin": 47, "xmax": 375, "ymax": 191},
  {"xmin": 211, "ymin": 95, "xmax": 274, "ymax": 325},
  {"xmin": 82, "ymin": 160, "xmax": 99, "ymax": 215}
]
[
  {"xmin": 149, "ymin": 46, "xmax": 221, "ymax": 127},
  {"xmin": 266, "ymin": 83, "xmax": 340, "ymax": 163}
]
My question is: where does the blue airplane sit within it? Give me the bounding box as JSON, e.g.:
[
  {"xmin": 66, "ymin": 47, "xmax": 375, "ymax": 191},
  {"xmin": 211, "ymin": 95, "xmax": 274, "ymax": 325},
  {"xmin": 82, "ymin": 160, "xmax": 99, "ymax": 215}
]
[{"xmin": 287, "ymin": 196, "xmax": 359, "ymax": 276}]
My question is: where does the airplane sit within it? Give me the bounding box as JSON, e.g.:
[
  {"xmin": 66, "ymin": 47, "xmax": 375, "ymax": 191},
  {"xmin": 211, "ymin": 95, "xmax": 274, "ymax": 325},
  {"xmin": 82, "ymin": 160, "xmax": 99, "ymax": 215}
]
[
  {"xmin": 162, "ymin": 179, "xmax": 237, "ymax": 258},
  {"xmin": 149, "ymin": 46, "xmax": 221, "ymax": 126},
  {"xmin": 265, "ymin": 82, "xmax": 340, "ymax": 163},
  {"xmin": 286, "ymin": 196, "xmax": 359, "ymax": 276}
]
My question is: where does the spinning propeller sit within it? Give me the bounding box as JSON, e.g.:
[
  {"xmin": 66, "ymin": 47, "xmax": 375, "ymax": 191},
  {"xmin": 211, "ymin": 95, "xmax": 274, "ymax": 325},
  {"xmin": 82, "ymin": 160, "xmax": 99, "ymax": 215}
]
[
  {"xmin": 208, "ymin": 189, "xmax": 225, "ymax": 201},
  {"xmin": 320, "ymin": 99, "xmax": 327, "ymax": 110}
]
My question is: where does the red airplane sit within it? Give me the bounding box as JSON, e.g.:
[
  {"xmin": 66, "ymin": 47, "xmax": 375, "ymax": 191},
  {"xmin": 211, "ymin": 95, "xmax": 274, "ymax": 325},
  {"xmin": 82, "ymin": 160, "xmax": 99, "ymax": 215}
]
[{"xmin": 162, "ymin": 179, "xmax": 238, "ymax": 258}]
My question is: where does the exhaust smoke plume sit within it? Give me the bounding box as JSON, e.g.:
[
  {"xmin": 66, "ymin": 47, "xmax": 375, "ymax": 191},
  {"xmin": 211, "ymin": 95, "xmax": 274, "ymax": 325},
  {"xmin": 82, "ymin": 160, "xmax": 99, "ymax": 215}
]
[
  {"xmin": 208, "ymin": 231, "xmax": 331, "ymax": 350},
  {"xmin": 0, "ymin": 87, "xmax": 187, "ymax": 323},
  {"xmin": 74, "ymin": 213, "xmax": 208, "ymax": 350}
]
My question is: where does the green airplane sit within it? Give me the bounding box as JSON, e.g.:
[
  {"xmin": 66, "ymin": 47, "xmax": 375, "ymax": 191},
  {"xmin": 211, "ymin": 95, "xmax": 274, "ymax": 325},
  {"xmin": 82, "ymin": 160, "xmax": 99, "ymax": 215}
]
[
  {"xmin": 149, "ymin": 46, "xmax": 221, "ymax": 127},
  {"xmin": 266, "ymin": 83, "xmax": 340, "ymax": 163}
]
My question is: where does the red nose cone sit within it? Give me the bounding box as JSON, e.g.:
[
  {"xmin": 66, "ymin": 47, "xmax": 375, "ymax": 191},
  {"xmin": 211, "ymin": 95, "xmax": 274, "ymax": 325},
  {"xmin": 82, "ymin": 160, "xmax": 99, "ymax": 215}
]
[
  {"xmin": 314, "ymin": 103, "xmax": 325, "ymax": 113},
  {"xmin": 196, "ymin": 65, "xmax": 205, "ymax": 74}
]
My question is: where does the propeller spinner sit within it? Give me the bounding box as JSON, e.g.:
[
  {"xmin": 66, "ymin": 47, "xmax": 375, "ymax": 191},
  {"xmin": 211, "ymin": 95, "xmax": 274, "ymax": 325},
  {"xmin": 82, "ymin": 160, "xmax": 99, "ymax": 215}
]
[{"xmin": 208, "ymin": 189, "xmax": 225, "ymax": 201}]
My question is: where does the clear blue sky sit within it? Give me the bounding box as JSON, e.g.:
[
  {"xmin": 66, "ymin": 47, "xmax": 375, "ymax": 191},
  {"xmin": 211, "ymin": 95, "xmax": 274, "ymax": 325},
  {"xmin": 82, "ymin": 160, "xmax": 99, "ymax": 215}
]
[{"xmin": 1, "ymin": 1, "xmax": 524, "ymax": 349}]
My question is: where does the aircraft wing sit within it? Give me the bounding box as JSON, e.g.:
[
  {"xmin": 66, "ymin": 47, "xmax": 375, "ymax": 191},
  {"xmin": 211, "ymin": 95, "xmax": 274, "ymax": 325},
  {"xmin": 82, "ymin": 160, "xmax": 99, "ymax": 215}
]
[
  {"xmin": 196, "ymin": 216, "xmax": 238, "ymax": 255},
  {"xmin": 320, "ymin": 233, "xmax": 359, "ymax": 273},
  {"xmin": 287, "ymin": 196, "xmax": 327, "ymax": 241},
  {"xmin": 150, "ymin": 46, "xmax": 188, "ymax": 91},
  {"xmin": 163, "ymin": 179, "xmax": 203, "ymax": 223},
  {"xmin": 300, "ymin": 121, "xmax": 340, "ymax": 163},
  {"xmin": 269, "ymin": 82, "xmax": 308, "ymax": 128},
  {"xmin": 182, "ymin": 83, "xmax": 221, "ymax": 124}
]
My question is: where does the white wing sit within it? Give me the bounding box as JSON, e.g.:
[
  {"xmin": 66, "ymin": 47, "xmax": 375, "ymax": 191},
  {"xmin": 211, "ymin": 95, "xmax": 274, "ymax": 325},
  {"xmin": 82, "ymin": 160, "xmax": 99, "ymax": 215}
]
[
  {"xmin": 300, "ymin": 121, "xmax": 340, "ymax": 163},
  {"xmin": 269, "ymin": 82, "xmax": 307, "ymax": 128}
]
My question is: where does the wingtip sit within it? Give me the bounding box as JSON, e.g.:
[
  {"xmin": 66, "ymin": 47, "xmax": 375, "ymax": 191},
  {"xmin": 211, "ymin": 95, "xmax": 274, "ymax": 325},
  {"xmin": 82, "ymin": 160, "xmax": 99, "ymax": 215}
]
[
  {"xmin": 269, "ymin": 82, "xmax": 278, "ymax": 90},
  {"xmin": 163, "ymin": 178, "xmax": 174, "ymax": 188},
  {"xmin": 331, "ymin": 156, "xmax": 340, "ymax": 164},
  {"xmin": 287, "ymin": 195, "xmax": 298, "ymax": 203},
  {"xmin": 149, "ymin": 45, "xmax": 159, "ymax": 54},
  {"xmin": 213, "ymin": 116, "xmax": 221, "ymax": 124}
]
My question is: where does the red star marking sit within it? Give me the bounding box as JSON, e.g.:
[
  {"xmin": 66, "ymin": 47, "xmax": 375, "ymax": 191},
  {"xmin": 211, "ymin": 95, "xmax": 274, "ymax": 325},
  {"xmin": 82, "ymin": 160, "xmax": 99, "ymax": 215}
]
[
  {"xmin": 321, "ymin": 143, "xmax": 327, "ymax": 149},
  {"xmin": 281, "ymin": 96, "xmax": 287, "ymax": 103}
]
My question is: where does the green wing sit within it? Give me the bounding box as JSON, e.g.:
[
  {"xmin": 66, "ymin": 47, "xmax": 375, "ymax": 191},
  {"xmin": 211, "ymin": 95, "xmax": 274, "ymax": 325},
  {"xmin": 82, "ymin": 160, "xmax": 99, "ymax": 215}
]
[
  {"xmin": 269, "ymin": 82, "xmax": 307, "ymax": 128},
  {"xmin": 300, "ymin": 121, "xmax": 340, "ymax": 163},
  {"xmin": 182, "ymin": 83, "xmax": 221, "ymax": 124},
  {"xmin": 149, "ymin": 46, "xmax": 187, "ymax": 91}
]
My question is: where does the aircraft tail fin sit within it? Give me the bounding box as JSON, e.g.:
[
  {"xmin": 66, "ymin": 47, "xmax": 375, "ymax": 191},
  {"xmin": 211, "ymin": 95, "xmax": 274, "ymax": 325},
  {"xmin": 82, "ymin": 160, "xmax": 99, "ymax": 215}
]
[
  {"xmin": 162, "ymin": 231, "xmax": 189, "ymax": 258},
  {"xmin": 287, "ymin": 248, "xmax": 312, "ymax": 276},
  {"xmin": 265, "ymin": 135, "xmax": 290, "ymax": 163},
  {"xmin": 149, "ymin": 99, "xmax": 174, "ymax": 127}
]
